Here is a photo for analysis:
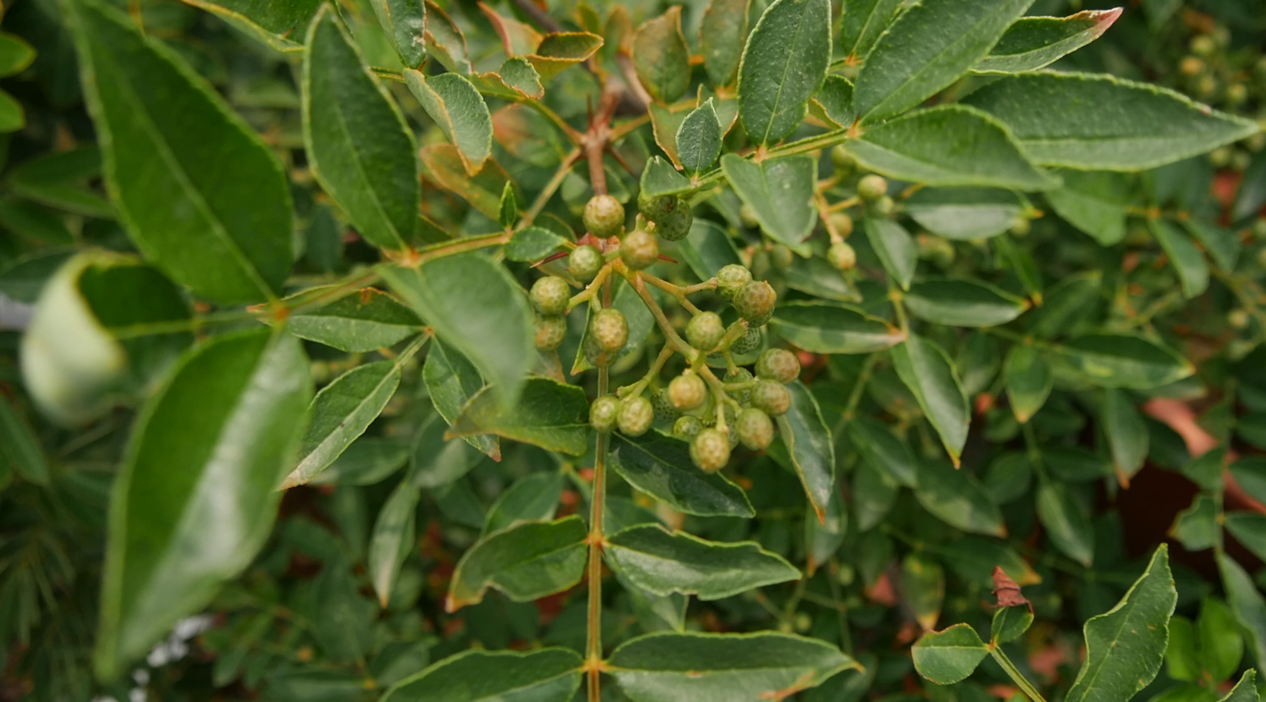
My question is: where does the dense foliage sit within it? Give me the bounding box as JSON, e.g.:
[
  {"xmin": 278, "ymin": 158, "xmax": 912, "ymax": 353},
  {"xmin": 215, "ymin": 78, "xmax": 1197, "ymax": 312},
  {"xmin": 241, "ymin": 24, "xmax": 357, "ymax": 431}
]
[{"xmin": 2, "ymin": 0, "xmax": 1266, "ymax": 700}]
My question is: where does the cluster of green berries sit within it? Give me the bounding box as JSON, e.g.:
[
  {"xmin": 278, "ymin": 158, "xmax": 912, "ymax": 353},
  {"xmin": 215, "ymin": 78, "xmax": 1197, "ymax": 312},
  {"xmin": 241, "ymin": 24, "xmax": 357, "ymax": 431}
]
[{"xmin": 530, "ymin": 275, "xmax": 571, "ymax": 351}]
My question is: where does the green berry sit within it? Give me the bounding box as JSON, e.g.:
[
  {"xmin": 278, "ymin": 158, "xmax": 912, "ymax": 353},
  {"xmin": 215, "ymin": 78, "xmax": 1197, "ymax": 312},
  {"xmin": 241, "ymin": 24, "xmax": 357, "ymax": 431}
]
[
  {"xmin": 830, "ymin": 144, "xmax": 855, "ymax": 174},
  {"xmin": 673, "ymin": 415, "xmax": 704, "ymax": 440},
  {"xmin": 618, "ymin": 396, "xmax": 654, "ymax": 436},
  {"xmin": 1227, "ymin": 83, "xmax": 1248, "ymax": 105},
  {"xmin": 731, "ymin": 325, "xmax": 763, "ymax": 355},
  {"xmin": 858, "ymin": 174, "xmax": 888, "ymax": 201},
  {"xmin": 668, "ymin": 373, "xmax": 707, "ymax": 411},
  {"xmin": 827, "ymin": 242, "xmax": 856, "ymax": 271},
  {"xmin": 750, "ymin": 249, "xmax": 771, "ymax": 279},
  {"xmin": 739, "ymin": 204, "xmax": 760, "ymax": 228},
  {"xmin": 569, "ymin": 245, "xmax": 604, "ymax": 281},
  {"xmin": 1009, "ymin": 218, "xmax": 1031, "ymax": 236},
  {"xmin": 716, "ymin": 264, "xmax": 753, "ymax": 301},
  {"xmin": 656, "ymin": 201, "xmax": 693, "ymax": 241},
  {"xmin": 771, "ymin": 245, "xmax": 794, "ymax": 269},
  {"xmin": 584, "ymin": 336, "xmax": 614, "ymax": 368},
  {"xmin": 736, "ymin": 408, "xmax": 774, "ymax": 451},
  {"xmin": 1180, "ymin": 55, "xmax": 1205, "ymax": 76},
  {"xmin": 583, "ymin": 194, "xmax": 625, "ymax": 238},
  {"xmin": 1191, "ymin": 34, "xmax": 1217, "ymax": 57},
  {"xmin": 1229, "ymin": 309, "xmax": 1252, "ymax": 330},
  {"xmin": 828, "ymin": 212, "xmax": 854, "ymax": 238},
  {"xmin": 652, "ymin": 389, "xmax": 680, "ymax": 422},
  {"xmin": 1253, "ymin": 218, "xmax": 1266, "ymax": 240},
  {"xmin": 734, "ymin": 280, "xmax": 777, "ymax": 326},
  {"xmin": 621, "ymin": 229, "xmax": 659, "ymax": 270},
  {"xmin": 534, "ymin": 315, "xmax": 567, "ymax": 350},
  {"xmin": 756, "ymin": 348, "xmax": 800, "ymax": 383},
  {"xmin": 724, "ymin": 367, "xmax": 754, "ymax": 404},
  {"xmin": 870, "ymin": 195, "xmax": 895, "ymax": 217},
  {"xmin": 686, "ymin": 311, "xmax": 725, "ymax": 351},
  {"xmin": 638, "ymin": 193, "xmax": 678, "ymax": 222},
  {"xmin": 590, "ymin": 308, "xmax": 629, "ymax": 353},
  {"xmin": 590, "ymin": 395, "xmax": 621, "ymax": 433},
  {"xmin": 691, "ymin": 428, "xmax": 731, "ymax": 472},
  {"xmin": 751, "ymin": 380, "xmax": 791, "ymax": 416},
  {"xmin": 530, "ymin": 276, "xmax": 571, "ymax": 316}
]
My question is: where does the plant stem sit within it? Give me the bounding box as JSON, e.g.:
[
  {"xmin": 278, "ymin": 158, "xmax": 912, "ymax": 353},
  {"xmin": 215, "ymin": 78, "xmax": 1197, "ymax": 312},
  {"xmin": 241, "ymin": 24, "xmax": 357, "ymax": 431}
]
[
  {"xmin": 524, "ymin": 149, "xmax": 583, "ymax": 227},
  {"xmin": 409, "ymin": 231, "xmax": 513, "ymax": 267},
  {"xmin": 586, "ymin": 275, "xmax": 614, "ymax": 702},
  {"xmin": 989, "ymin": 647, "xmax": 1047, "ymax": 702}
]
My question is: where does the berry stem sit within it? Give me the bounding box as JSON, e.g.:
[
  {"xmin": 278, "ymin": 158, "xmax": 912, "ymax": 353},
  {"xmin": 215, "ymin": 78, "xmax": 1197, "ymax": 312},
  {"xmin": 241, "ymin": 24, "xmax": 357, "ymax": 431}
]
[
  {"xmin": 568, "ymin": 264, "xmax": 615, "ymax": 312},
  {"xmin": 617, "ymin": 345, "xmax": 675, "ymax": 399},
  {"xmin": 623, "ymin": 269, "xmax": 697, "ymax": 359},
  {"xmin": 641, "ymin": 271, "xmax": 703, "ymax": 314},
  {"xmin": 523, "ymin": 149, "xmax": 583, "ymax": 227}
]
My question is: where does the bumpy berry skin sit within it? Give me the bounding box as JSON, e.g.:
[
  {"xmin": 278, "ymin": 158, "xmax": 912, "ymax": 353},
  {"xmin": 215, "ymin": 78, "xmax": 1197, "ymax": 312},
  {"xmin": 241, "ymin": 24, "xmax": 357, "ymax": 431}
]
[
  {"xmin": 652, "ymin": 389, "xmax": 680, "ymax": 422},
  {"xmin": 668, "ymin": 373, "xmax": 707, "ymax": 411},
  {"xmin": 590, "ymin": 395, "xmax": 621, "ymax": 433},
  {"xmin": 827, "ymin": 241, "xmax": 856, "ymax": 271},
  {"xmin": 569, "ymin": 244, "xmax": 604, "ymax": 281},
  {"xmin": 621, "ymin": 229, "xmax": 659, "ymax": 270},
  {"xmin": 686, "ymin": 311, "xmax": 725, "ymax": 352},
  {"xmin": 828, "ymin": 212, "xmax": 854, "ymax": 238},
  {"xmin": 751, "ymin": 380, "xmax": 791, "ymax": 416},
  {"xmin": 870, "ymin": 195, "xmax": 895, "ymax": 217},
  {"xmin": 638, "ymin": 193, "xmax": 678, "ymax": 222},
  {"xmin": 716, "ymin": 264, "xmax": 753, "ymax": 301},
  {"xmin": 731, "ymin": 325, "xmax": 763, "ymax": 355},
  {"xmin": 830, "ymin": 145, "xmax": 855, "ymax": 174},
  {"xmin": 618, "ymin": 396, "xmax": 654, "ymax": 436},
  {"xmin": 590, "ymin": 308, "xmax": 629, "ymax": 353},
  {"xmin": 656, "ymin": 202, "xmax": 693, "ymax": 241},
  {"xmin": 771, "ymin": 245, "xmax": 794, "ymax": 269},
  {"xmin": 756, "ymin": 348, "xmax": 800, "ymax": 383},
  {"xmin": 691, "ymin": 428, "xmax": 731, "ymax": 472},
  {"xmin": 736, "ymin": 408, "xmax": 774, "ymax": 450},
  {"xmin": 583, "ymin": 336, "xmax": 613, "ymax": 368},
  {"xmin": 734, "ymin": 280, "xmax": 777, "ymax": 327},
  {"xmin": 724, "ymin": 367, "xmax": 753, "ymax": 404},
  {"xmin": 858, "ymin": 174, "xmax": 888, "ymax": 202},
  {"xmin": 530, "ymin": 276, "xmax": 571, "ymax": 316},
  {"xmin": 583, "ymin": 194, "xmax": 625, "ymax": 238},
  {"xmin": 534, "ymin": 315, "xmax": 567, "ymax": 350},
  {"xmin": 673, "ymin": 415, "xmax": 703, "ymax": 440}
]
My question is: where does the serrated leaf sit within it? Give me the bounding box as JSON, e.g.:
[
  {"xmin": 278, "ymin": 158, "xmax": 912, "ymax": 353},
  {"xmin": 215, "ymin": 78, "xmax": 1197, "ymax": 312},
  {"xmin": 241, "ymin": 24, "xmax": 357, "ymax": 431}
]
[
  {"xmin": 976, "ymin": 10, "xmax": 1122, "ymax": 74},
  {"xmin": 609, "ymin": 432, "xmax": 755, "ymax": 518},
  {"xmin": 423, "ymin": 341, "xmax": 499, "ymax": 460},
  {"xmin": 1036, "ymin": 479, "xmax": 1095, "ymax": 566},
  {"xmin": 1103, "ymin": 388, "xmax": 1148, "ymax": 484},
  {"xmin": 381, "ymin": 648, "xmax": 583, "ymax": 702},
  {"xmin": 370, "ymin": 0, "xmax": 426, "ymax": 68},
  {"xmin": 912, "ymin": 624, "xmax": 990, "ymax": 686},
  {"xmin": 446, "ymin": 516, "xmax": 587, "ymax": 611},
  {"xmin": 849, "ymin": 416, "xmax": 919, "ymax": 488},
  {"xmin": 904, "ymin": 188, "xmax": 1024, "ymax": 241},
  {"xmin": 865, "ymin": 219, "xmax": 917, "ymax": 291},
  {"xmin": 854, "ymin": 0, "xmax": 1034, "ymax": 122},
  {"xmin": 964, "ymin": 73, "xmax": 1261, "ymax": 170},
  {"xmin": 183, "ymin": 0, "xmax": 321, "ymax": 51},
  {"xmin": 1005, "ymin": 344, "xmax": 1052, "ymax": 423},
  {"xmin": 606, "ymin": 524, "xmax": 800, "ymax": 600},
  {"xmin": 505, "ymin": 226, "xmax": 566, "ymax": 262},
  {"xmin": 914, "ymin": 460, "xmax": 1005, "ymax": 536},
  {"xmin": 405, "ymin": 70, "xmax": 492, "ymax": 176},
  {"xmin": 840, "ymin": 0, "xmax": 903, "ymax": 63},
  {"xmin": 484, "ymin": 472, "xmax": 562, "ymax": 535},
  {"xmin": 1045, "ymin": 171, "xmax": 1130, "ymax": 245},
  {"xmin": 1058, "ymin": 334, "xmax": 1194, "ymax": 389},
  {"xmin": 448, "ymin": 377, "xmax": 590, "ymax": 456},
  {"xmin": 700, "ymin": 0, "xmax": 750, "ymax": 88},
  {"xmin": 769, "ymin": 301, "xmax": 905, "ymax": 354},
  {"xmin": 0, "ymin": 396, "xmax": 50, "ymax": 485},
  {"xmin": 722, "ymin": 153, "xmax": 817, "ymax": 256},
  {"xmin": 369, "ymin": 481, "xmax": 420, "ymax": 606},
  {"xmin": 769, "ymin": 381, "xmax": 835, "ymax": 522},
  {"xmin": 677, "ymin": 99, "xmax": 723, "ymax": 176},
  {"xmin": 286, "ymin": 287, "xmax": 423, "ymax": 353},
  {"xmin": 736, "ymin": 0, "xmax": 832, "ymax": 146},
  {"xmin": 905, "ymin": 279, "xmax": 1030, "ymax": 328},
  {"xmin": 811, "ymin": 75, "xmax": 855, "ymax": 127},
  {"xmin": 1151, "ymin": 220, "xmax": 1209, "ymax": 299},
  {"xmin": 893, "ymin": 336, "xmax": 970, "ymax": 464},
  {"xmin": 633, "ymin": 7, "xmax": 690, "ymax": 104}
]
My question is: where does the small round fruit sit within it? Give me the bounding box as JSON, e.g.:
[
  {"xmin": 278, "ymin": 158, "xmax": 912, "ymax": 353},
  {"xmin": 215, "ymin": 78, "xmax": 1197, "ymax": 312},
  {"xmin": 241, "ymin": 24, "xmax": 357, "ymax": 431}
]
[
  {"xmin": 858, "ymin": 174, "xmax": 888, "ymax": 201},
  {"xmin": 870, "ymin": 195, "xmax": 895, "ymax": 217},
  {"xmin": 828, "ymin": 212, "xmax": 854, "ymax": 238},
  {"xmin": 751, "ymin": 380, "xmax": 791, "ymax": 416},
  {"xmin": 724, "ymin": 367, "xmax": 754, "ymax": 404},
  {"xmin": 1230, "ymin": 309, "xmax": 1252, "ymax": 330},
  {"xmin": 1009, "ymin": 218, "xmax": 1031, "ymax": 237},
  {"xmin": 590, "ymin": 395, "xmax": 621, "ymax": 433},
  {"xmin": 731, "ymin": 325, "xmax": 763, "ymax": 355},
  {"xmin": 590, "ymin": 308, "xmax": 629, "ymax": 353},
  {"xmin": 1227, "ymin": 82, "xmax": 1248, "ymax": 105},
  {"xmin": 1180, "ymin": 55, "xmax": 1205, "ymax": 76},
  {"xmin": 830, "ymin": 144, "xmax": 856, "ymax": 174},
  {"xmin": 668, "ymin": 373, "xmax": 707, "ymax": 411},
  {"xmin": 770, "ymin": 245, "xmax": 794, "ymax": 269},
  {"xmin": 638, "ymin": 192, "xmax": 678, "ymax": 222},
  {"xmin": 530, "ymin": 276, "xmax": 571, "ymax": 316},
  {"xmin": 534, "ymin": 315, "xmax": 567, "ymax": 350},
  {"xmin": 739, "ymin": 204, "xmax": 760, "ymax": 228},
  {"xmin": 656, "ymin": 201, "xmax": 693, "ymax": 241},
  {"xmin": 686, "ymin": 311, "xmax": 725, "ymax": 351},
  {"xmin": 673, "ymin": 415, "xmax": 704, "ymax": 440},
  {"xmin": 621, "ymin": 229, "xmax": 659, "ymax": 270},
  {"xmin": 1190, "ymin": 34, "xmax": 1217, "ymax": 57},
  {"xmin": 716, "ymin": 264, "xmax": 753, "ymax": 301},
  {"xmin": 569, "ymin": 244, "xmax": 604, "ymax": 281},
  {"xmin": 618, "ymin": 396, "xmax": 654, "ymax": 436},
  {"xmin": 583, "ymin": 336, "xmax": 613, "ymax": 368},
  {"xmin": 734, "ymin": 280, "xmax": 777, "ymax": 326},
  {"xmin": 583, "ymin": 194, "xmax": 625, "ymax": 238},
  {"xmin": 756, "ymin": 348, "xmax": 800, "ymax": 383},
  {"xmin": 736, "ymin": 408, "xmax": 774, "ymax": 450},
  {"xmin": 827, "ymin": 241, "xmax": 856, "ymax": 271},
  {"xmin": 750, "ymin": 249, "xmax": 771, "ymax": 279},
  {"xmin": 691, "ymin": 428, "xmax": 731, "ymax": 472}
]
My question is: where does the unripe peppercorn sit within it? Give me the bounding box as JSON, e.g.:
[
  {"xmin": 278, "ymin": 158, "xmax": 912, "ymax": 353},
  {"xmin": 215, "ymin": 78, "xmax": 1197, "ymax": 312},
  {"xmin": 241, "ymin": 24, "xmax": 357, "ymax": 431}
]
[
  {"xmin": 686, "ymin": 311, "xmax": 725, "ymax": 351},
  {"xmin": 830, "ymin": 144, "xmax": 855, "ymax": 174},
  {"xmin": 736, "ymin": 408, "xmax": 774, "ymax": 451},
  {"xmin": 529, "ymin": 276, "xmax": 571, "ymax": 316},
  {"xmin": 827, "ymin": 241, "xmax": 856, "ymax": 271},
  {"xmin": 756, "ymin": 348, "xmax": 800, "ymax": 383},
  {"xmin": 638, "ymin": 193, "xmax": 677, "ymax": 222},
  {"xmin": 1180, "ymin": 55, "xmax": 1205, "ymax": 76},
  {"xmin": 1229, "ymin": 309, "xmax": 1251, "ymax": 330},
  {"xmin": 716, "ymin": 264, "xmax": 753, "ymax": 301},
  {"xmin": 858, "ymin": 174, "xmax": 888, "ymax": 201},
  {"xmin": 750, "ymin": 249, "xmax": 771, "ymax": 279},
  {"xmin": 1227, "ymin": 83, "xmax": 1248, "ymax": 105},
  {"xmin": 668, "ymin": 373, "xmax": 707, "ymax": 411},
  {"xmin": 751, "ymin": 380, "xmax": 791, "ymax": 416},
  {"xmin": 618, "ymin": 396, "xmax": 654, "ymax": 436},
  {"xmin": 691, "ymin": 428, "xmax": 731, "ymax": 472},
  {"xmin": 870, "ymin": 195, "xmax": 895, "ymax": 217},
  {"xmin": 734, "ymin": 280, "xmax": 777, "ymax": 326},
  {"xmin": 770, "ymin": 245, "xmax": 794, "ymax": 269},
  {"xmin": 590, "ymin": 308, "xmax": 629, "ymax": 353},
  {"xmin": 590, "ymin": 395, "xmax": 621, "ymax": 433},
  {"xmin": 724, "ymin": 367, "xmax": 753, "ymax": 404},
  {"xmin": 739, "ymin": 204, "xmax": 760, "ymax": 229},
  {"xmin": 569, "ymin": 244, "xmax": 604, "ymax": 281},
  {"xmin": 1190, "ymin": 34, "xmax": 1217, "ymax": 57},
  {"xmin": 583, "ymin": 194, "xmax": 625, "ymax": 238},
  {"xmin": 621, "ymin": 229, "xmax": 659, "ymax": 270},
  {"xmin": 828, "ymin": 212, "xmax": 854, "ymax": 238},
  {"xmin": 656, "ymin": 201, "xmax": 693, "ymax": 241},
  {"xmin": 534, "ymin": 315, "xmax": 567, "ymax": 350},
  {"xmin": 731, "ymin": 325, "xmax": 763, "ymax": 355},
  {"xmin": 673, "ymin": 415, "xmax": 703, "ymax": 440},
  {"xmin": 583, "ymin": 336, "xmax": 613, "ymax": 368}
]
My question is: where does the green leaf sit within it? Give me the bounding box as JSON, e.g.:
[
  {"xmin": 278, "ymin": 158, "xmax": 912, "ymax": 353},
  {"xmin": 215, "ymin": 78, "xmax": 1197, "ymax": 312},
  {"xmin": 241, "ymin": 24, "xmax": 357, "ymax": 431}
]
[
  {"xmin": 1224, "ymin": 513, "xmax": 1266, "ymax": 564},
  {"xmin": 370, "ymin": 0, "xmax": 425, "ymax": 68},
  {"xmin": 381, "ymin": 648, "xmax": 583, "ymax": 702},
  {"xmin": 865, "ymin": 219, "xmax": 917, "ymax": 291},
  {"xmin": 0, "ymin": 33, "xmax": 36, "ymax": 77},
  {"xmin": 840, "ymin": 0, "xmax": 903, "ymax": 63},
  {"xmin": 1058, "ymin": 334, "xmax": 1194, "ymax": 390},
  {"xmin": 904, "ymin": 279, "xmax": 1030, "ymax": 328},
  {"xmin": 853, "ymin": 461, "xmax": 898, "ymax": 531},
  {"xmin": 407, "ymin": 413, "xmax": 476, "ymax": 489},
  {"xmin": 768, "ymin": 381, "xmax": 835, "ymax": 522},
  {"xmin": 811, "ymin": 75, "xmax": 856, "ymax": 127},
  {"xmin": 893, "ymin": 336, "xmax": 971, "ymax": 465},
  {"xmin": 1151, "ymin": 220, "xmax": 1210, "ymax": 299},
  {"xmin": 310, "ymin": 437, "xmax": 409, "ymax": 486},
  {"xmin": 369, "ymin": 481, "xmax": 420, "ymax": 607},
  {"xmin": 904, "ymin": 188, "xmax": 1024, "ymax": 241},
  {"xmin": 1220, "ymin": 672, "xmax": 1259, "ymax": 702},
  {"xmin": 423, "ymin": 341, "xmax": 499, "ymax": 460},
  {"xmin": 700, "ymin": 0, "xmax": 750, "ymax": 87},
  {"xmin": 1184, "ymin": 220, "xmax": 1240, "ymax": 273},
  {"xmin": 736, "ymin": 0, "xmax": 832, "ymax": 146},
  {"xmin": 448, "ymin": 377, "xmax": 590, "ymax": 456},
  {"xmin": 1103, "ymin": 388, "xmax": 1148, "ymax": 484},
  {"xmin": 0, "ymin": 90, "xmax": 23, "ymax": 133},
  {"xmin": 1231, "ymin": 458, "xmax": 1266, "ymax": 506},
  {"xmin": 471, "ymin": 57, "xmax": 545, "ymax": 100},
  {"xmin": 446, "ymin": 516, "xmax": 587, "ymax": 611},
  {"xmin": 182, "ymin": 0, "xmax": 321, "ymax": 51},
  {"xmin": 404, "ymin": 70, "xmax": 491, "ymax": 177},
  {"xmin": 526, "ymin": 33, "xmax": 604, "ymax": 81},
  {"xmin": 94, "ymin": 330, "xmax": 312, "ymax": 679},
  {"xmin": 782, "ymin": 257, "xmax": 863, "ymax": 302},
  {"xmin": 284, "ymin": 360, "xmax": 402, "ymax": 488},
  {"xmin": 650, "ymin": 102, "xmax": 690, "ymax": 168},
  {"xmin": 304, "ymin": 5, "xmax": 418, "ymax": 250},
  {"xmin": 606, "ymin": 524, "xmax": 800, "ymax": 600},
  {"xmin": 1045, "ymin": 447, "xmax": 1112, "ymax": 483},
  {"xmin": 914, "ymin": 460, "xmax": 1005, "ymax": 536},
  {"xmin": 640, "ymin": 155, "xmax": 694, "ymax": 199},
  {"xmin": 382, "ymin": 254, "xmax": 534, "ymax": 410},
  {"xmin": 806, "ymin": 486, "xmax": 847, "ymax": 574},
  {"xmin": 0, "ymin": 199, "xmax": 73, "ymax": 244},
  {"xmin": 1066, "ymin": 546, "xmax": 1177, "ymax": 702},
  {"xmin": 498, "ymin": 183, "xmax": 517, "ymax": 229},
  {"xmin": 423, "ymin": 1, "xmax": 472, "ymax": 74},
  {"xmin": 722, "ymin": 153, "xmax": 817, "ymax": 256},
  {"xmin": 677, "ymin": 99, "xmax": 723, "ymax": 177},
  {"xmin": 1167, "ymin": 616, "xmax": 1201, "ymax": 683},
  {"xmin": 769, "ymin": 301, "xmax": 905, "ymax": 355},
  {"xmin": 608, "ymin": 631, "xmax": 859, "ymax": 701},
  {"xmin": 609, "ymin": 432, "xmax": 755, "ymax": 518},
  {"xmin": 678, "ymin": 219, "xmax": 743, "ymax": 281},
  {"xmin": 1005, "ymin": 344, "xmax": 1053, "ymax": 423},
  {"xmin": 964, "ymin": 73, "xmax": 1261, "ymax": 170},
  {"xmin": 505, "ymin": 226, "xmax": 567, "ymax": 262},
  {"xmin": 911, "ymin": 624, "xmax": 990, "ymax": 685},
  {"xmin": 421, "ymin": 145, "xmax": 514, "ymax": 220},
  {"xmin": 902, "ymin": 553, "xmax": 945, "ymax": 631},
  {"xmin": 64, "ymin": 0, "xmax": 293, "ymax": 304},
  {"xmin": 484, "ymin": 472, "xmax": 563, "ymax": 535},
  {"xmin": 976, "ymin": 10, "xmax": 1122, "ymax": 73},
  {"xmin": 993, "ymin": 605, "xmax": 1034, "ymax": 645},
  {"xmin": 849, "ymin": 416, "xmax": 919, "ymax": 488},
  {"xmin": 312, "ymin": 553, "xmax": 376, "ymax": 664},
  {"xmin": 854, "ymin": 0, "xmax": 1034, "ymax": 122},
  {"xmin": 633, "ymin": 7, "xmax": 690, "ymax": 104},
  {"xmin": 1045, "ymin": 171, "xmax": 1130, "ymax": 245},
  {"xmin": 847, "ymin": 106, "xmax": 1057, "ymax": 190},
  {"xmin": 0, "ymin": 396, "xmax": 50, "ymax": 485},
  {"xmin": 1171, "ymin": 494, "xmax": 1219, "ymax": 552},
  {"xmin": 1200, "ymin": 598, "xmax": 1244, "ymax": 682},
  {"xmin": 286, "ymin": 287, "xmax": 423, "ymax": 353},
  {"xmin": 1036, "ymin": 479, "xmax": 1095, "ymax": 566},
  {"xmin": 1218, "ymin": 553, "xmax": 1266, "ymax": 675}
]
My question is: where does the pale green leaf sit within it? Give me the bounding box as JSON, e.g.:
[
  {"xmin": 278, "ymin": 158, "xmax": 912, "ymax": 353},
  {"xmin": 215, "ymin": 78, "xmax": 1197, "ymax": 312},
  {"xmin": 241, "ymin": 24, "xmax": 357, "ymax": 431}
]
[
  {"xmin": 904, "ymin": 279, "xmax": 1030, "ymax": 328},
  {"xmin": 423, "ymin": 341, "xmax": 500, "ymax": 460},
  {"xmin": 1151, "ymin": 220, "xmax": 1209, "ymax": 299},
  {"xmin": 1058, "ymin": 335, "xmax": 1194, "ymax": 390},
  {"xmin": 446, "ymin": 516, "xmax": 588, "ymax": 611},
  {"xmin": 904, "ymin": 188, "xmax": 1024, "ymax": 241},
  {"xmin": 484, "ymin": 472, "xmax": 563, "ymax": 535},
  {"xmin": 865, "ymin": 219, "xmax": 917, "ymax": 291},
  {"xmin": 722, "ymin": 153, "xmax": 817, "ymax": 256},
  {"xmin": 912, "ymin": 624, "xmax": 990, "ymax": 685},
  {"xmin": 606, "ymin": 524, "xmax": 800, "ymax": 600},
  {"xmin": 286, "ymin": 287, "xmax": 423, "ymax": 353},
  {"xmin": 405, "ymin": 70, "xmax": 492, "ymax": 176},
  {"xmin": 1005, "ymin": 344, "xmax": 1053, "ymax": 423},
  {"xmin": 369, "ymin": 481, "xmax": 420, "ymax": 606},
  {"xmin": 976, "ymin": 10, "xmax": 1122, "ymax": 74},
  {"xmin": 371, "ymin": 0, "xmax": 426, "ymax": 68},
  {"xmin": 1036, "ymin": 479, "xmax": 1095, "ymax": 566},
  {"xmin": 448, "ymin": 377, "xmax": 590, "ymax": 456},
  {"xmin": 768, "ymin": 381, "xmax": 835, "ymax": 521}
]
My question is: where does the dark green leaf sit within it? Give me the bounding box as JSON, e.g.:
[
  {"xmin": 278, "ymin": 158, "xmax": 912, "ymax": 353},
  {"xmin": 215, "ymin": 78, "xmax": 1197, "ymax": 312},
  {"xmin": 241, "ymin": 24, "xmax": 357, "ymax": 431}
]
[
  {"xmin": 1103, "ymin": 388, "xmax": 1148, "ymax": 484},
  {"xmin": 677, "ymin": 99, "xmax": 723, "ymax": 177},
  {"xmin": 446, "ymin": 516, "xmax": 587, "ymax": 611},
  {"xmin": 312, "ymin": 554, "xmax": 376, "ymax": 663},
  {"xmin": 640, "ymin": 155, "xmax": 694, "ymax": 198},
  {"xmin": 1200, "ymin": 599, "xmax": 1244, "ymax": 683},
  {"xmin": 1027, "ymin": 272, "xmax": 1102, "ymax": 338},
  {"xmin": 700, "ymin": 0, "xmax": 750, "ymax": 87},
  {"xmin": 408, "ymin": 412, "xmax": 477, "ymax": 489},
  {"xmin": 1219, "ymin": 672, "xmax": 1259, "ymax": 702},
  {"xmin": 1171, "ymin": 494, "xmax": 1219, "ymax": 552},
  {"xmin": 1058, "ymin": 334, "xmax": 1194, "ymax": 389},
  {"xmin": 609, "ymin": 432, "xmax": 755, "ymax": 518},
  {"xmin": 1005, "ymin": 344, "xmax": 1052, "ymax": 423},
  {"xmin": 678, "ymin": 219, "xmax": 743, "ymax": 281},
  {"xmin": 1184, "ymin": 220, "xmax": 1240, "ymax": 273},
  {"xmin": 1167, "ymin": 616, "xmax": 1201, "ymax": 683},
  {"xmin": 371, "ymin": 0, "xmax": 426, "ymax": 68},
  {"xmin": 1218, "ymin": 553, "xmax": 1266, "ymax": 675},
  {"xmin": 498, "ymin": 183, "xmax": 517, "ymax": 229},
  {"xmin": 0, "ymin": 33, "xmax": 36, "ymax": 77},
  {"xmin": 1231, "ymin": 458, "xmax": 1266, "ymax": 506},
  {"xmin": 449, "ymin": 377, "xmax": 590, "ymax": 456},
  {"xmin": 0, "ymin": 200, "xmax": 73, "ymax": 244},
  {"xmin": 806, "ymin": 486, "xmax": 846, "ymax": 574},
  {"xmin": 1225, "ymin": 514, "xmax": 1266, "ymax": 564},
  {"xmin": 902, "ymin": 553, "xmax": 945, "ymax": 630},
  {"xmin": 606, "ymin": 524, "xmax": 800, "ymax": 599},
  {"xmin": 0, "ymin": 396, "xmax": 50, "ymax": 485},
  {"xmin": 525, "ymin": 33, "xmax": 604, "ymax": 82},
  {"xmin": 914, "ymin": 460, "xmax": 1005, "ymax": 536},
  {"xmin": 853, "ymin": 461, "xmax": 898, "ymax": 531},
  {"xmin": 769, "ymin": 302, "xmax": 905, "ymax": 355},
  {"xmin": 992, "ymin": 605, "xmax": 1034, "ymax": 645},
  {"xmin": 310, "ymin": 438, "xmax": 410, "ymax": 486},
  {"xmin": 811, "ymin": 75, "xmax": 856, "ymax": 127},
  {"xmin": 405, "ymin": 70, "xmax": 491, "ymax": 177},
  {"xmin": 286, "ymin": 287, "xmax": 423, "ymax": 353},
  {"xmin": 904, "ymin": 279, "xmax": 1030, "ymax": 328},
  {"xmin": 423, "ymin": 341, "xmax": 499, "ymax": 460},
  {"xmin": 381, "ymin": 648, "xmax": 583, "ymax": 702},
  {"xmin": 1036, "ymin": 479, "xmax": 1095, "ymax": 566},
  {"xmin": 182, "ymin": 0, "xmax": 321, "ymax": 51},
  {"xmin": 505, "ymin": 226, "xmax": 567, "ymax": 262},
  {"xmin": 484, "ymin": 472, "xmax": 563, "ymax": 535},
  {"xmin": 736, "ymin": 0, "xmax": 832, "ymax": 146},
  {"xmin": 633, "ymin": 7, "xmax": 690, "ymax": 104},
  {"xmin": 849, "ymin": 415, "xmax": 919, "ymax": 488},
  {"xmin": 911, "ymin": 624, "xmax": 990, "ymax": 685},
  {"xmin": 976, "ymin": 10, "xmax": 1122, "ymax": 73},
  {"xmin": 722, "ymin": 154, "xmax": 817, "ymax": 256},
  {"xmin": 904, "ymin": 188, "xmax": 1024, "ymax": 241},
  {"xmin": 840, "ymin": 0, "xmax": 903, "ymax": 63},
  {"xmin": 893, "ymin": 336, "xmax": 970, "ymax": 464},
  {"xmin": 769, "ymin": 381, "xmax": 835, "ymax": 521},
  {"xmin": 1151, "ymin": 220, "xmax": 1209, "ymax": 299},
  {"xmin": 865, "ymin": 218, "xmax": 917, "ymax": 291},
  {"xmin": 1045, "ymin": 170, "xmax": 1130, "ymax": 245},
  {"xmin": 782, "ymin": 256, "xmax": 863, "ymax": 303},
  {"xmin": 369, "ymin": 481, "xmax": 420, "ymax": 607}
]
